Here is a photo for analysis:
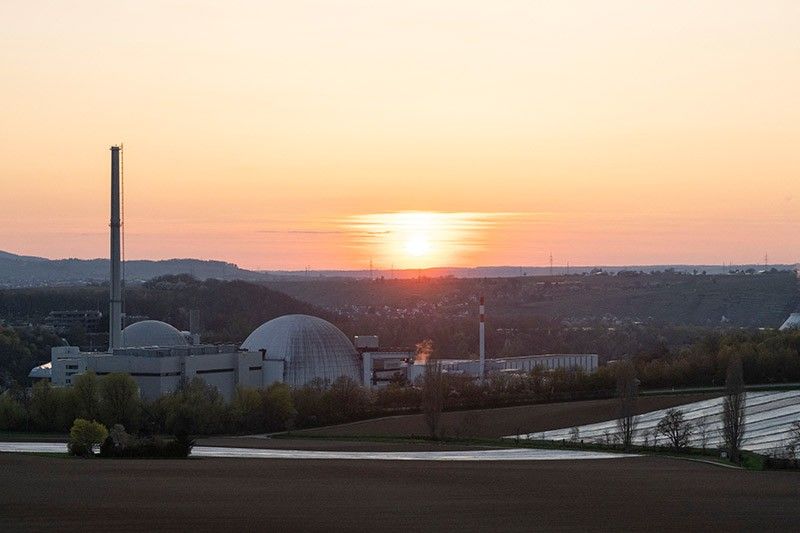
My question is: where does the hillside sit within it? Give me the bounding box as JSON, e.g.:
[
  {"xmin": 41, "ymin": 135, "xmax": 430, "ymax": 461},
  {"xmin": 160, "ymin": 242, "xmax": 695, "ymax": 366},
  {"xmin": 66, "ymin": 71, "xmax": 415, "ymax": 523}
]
[
  {"xmin": 0, "ymin": 250, "xmax": 268, "ymax": 287},
  {"xmin": 0, "ymin": 276, "xmax": 325, "ymax": 343},
  {"xmin": 266, "ymin": 271, "xmax": 800, "ymax": 328}
]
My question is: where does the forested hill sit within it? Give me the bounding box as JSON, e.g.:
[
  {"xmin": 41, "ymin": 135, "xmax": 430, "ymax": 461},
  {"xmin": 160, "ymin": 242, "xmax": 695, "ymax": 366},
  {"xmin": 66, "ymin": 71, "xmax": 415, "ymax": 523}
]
[
  {"xmin": 0, "ymin": 250, "xmax": 267, "ymax": 286},
  {"xmin": 265, "ymin": 270, "xmax": 800, "ymax": 329},
  {"xmin": 0, "ymin": 275, "xmax": 324, "ymax": 342}
]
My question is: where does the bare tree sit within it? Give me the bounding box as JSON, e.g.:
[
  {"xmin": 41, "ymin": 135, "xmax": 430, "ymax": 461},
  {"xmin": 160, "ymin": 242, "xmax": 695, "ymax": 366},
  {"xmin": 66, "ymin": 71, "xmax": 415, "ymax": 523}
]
[
  {"xmin": 421, "ymin": 357, "xmax": 445, "ymax": 440},
  {"xmin": 785, "ymin": 421, "xmax": 800, "ymax": 461},
  {"xmin": 722, "ymin": 357, "xmax": 746, "ymax": 463},
  {"xmin": 656, "ymin": 409, "xmax": 693, "ymax": 451},
  {"xmin": 615, "ymin": 361, "xmax": 638, "ymax": 450},
  {"xmin": 695, "ymin": 416, "xmax": 710, "ymax": 450}
]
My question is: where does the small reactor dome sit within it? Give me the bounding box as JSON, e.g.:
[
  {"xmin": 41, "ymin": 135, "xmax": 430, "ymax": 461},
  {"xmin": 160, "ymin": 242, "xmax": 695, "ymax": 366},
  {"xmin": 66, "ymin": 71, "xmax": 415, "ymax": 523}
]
[
  {"xmin": 121, "ymin": 320, "xmax": 190, "ymax": 348},
  {"xmin": 241, "ymin": 314, "xmax": 361, "ymax": 387}
]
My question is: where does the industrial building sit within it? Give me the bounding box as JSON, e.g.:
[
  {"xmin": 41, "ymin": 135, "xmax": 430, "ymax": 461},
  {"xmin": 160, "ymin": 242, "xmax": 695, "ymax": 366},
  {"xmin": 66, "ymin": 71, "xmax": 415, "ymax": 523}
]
[
  {"xmin": 28, "ymin": 146, "xmax": 599, "ymax": 400},
  {"xmin": 44, "ymin": 310, "xmax": 102, "ymax": 333}
]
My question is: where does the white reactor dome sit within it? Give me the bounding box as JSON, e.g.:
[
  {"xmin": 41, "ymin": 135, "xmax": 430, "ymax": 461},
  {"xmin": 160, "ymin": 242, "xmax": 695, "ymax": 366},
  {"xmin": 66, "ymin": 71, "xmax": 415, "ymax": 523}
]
[
  {"xmin": 241, "ymin": 314, "xmax": 361, "ymax": 387},
  {"xmin": 121, "ymin": 320, "xmax": 190, "ymax": 348}
]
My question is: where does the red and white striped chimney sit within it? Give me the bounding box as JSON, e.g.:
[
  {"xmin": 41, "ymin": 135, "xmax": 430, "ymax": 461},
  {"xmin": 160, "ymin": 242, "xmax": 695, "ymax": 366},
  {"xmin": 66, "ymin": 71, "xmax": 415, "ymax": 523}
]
[{"xmin": 479, "ymin": 295, "xmax": 485, "ymax": 381}]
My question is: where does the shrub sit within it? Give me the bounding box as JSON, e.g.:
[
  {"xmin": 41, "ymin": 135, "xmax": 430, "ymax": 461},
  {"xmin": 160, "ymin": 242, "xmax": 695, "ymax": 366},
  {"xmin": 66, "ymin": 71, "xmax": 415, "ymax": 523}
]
[
  {"xmin": 98, "ymin": 433, "xmax": 194, "ymax": 459},
  {"xmin": 68, "ymin": 418, "xmax": 108, "ymax": 457}
]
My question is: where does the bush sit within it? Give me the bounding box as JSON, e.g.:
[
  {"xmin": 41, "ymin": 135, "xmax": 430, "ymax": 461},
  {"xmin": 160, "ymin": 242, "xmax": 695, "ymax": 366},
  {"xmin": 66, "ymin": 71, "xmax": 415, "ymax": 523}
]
[
  {"xmin": 98, "ymin": 433, "xmax": 194, "ymax": 459},
  {"xmin": 68, "ymin": 418, "xmax": 108, "ymax": 457}
]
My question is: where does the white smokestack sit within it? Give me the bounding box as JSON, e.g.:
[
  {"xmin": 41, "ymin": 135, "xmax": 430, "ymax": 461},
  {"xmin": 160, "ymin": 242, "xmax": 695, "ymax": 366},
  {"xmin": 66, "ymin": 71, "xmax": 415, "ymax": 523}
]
[
  {"xmin": 109, "ymin": 146, "xmax": 123, "ymax": 350},
  {"xmin": 479, "ymin": 295, "xmax": 485, "ymax": 382}
]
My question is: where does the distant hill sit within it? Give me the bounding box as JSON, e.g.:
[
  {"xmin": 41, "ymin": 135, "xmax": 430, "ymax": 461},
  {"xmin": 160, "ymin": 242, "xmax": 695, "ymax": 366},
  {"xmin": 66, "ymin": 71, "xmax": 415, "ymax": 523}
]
[
  {"xmin": 0, "ymin": 250, "xmax": 268, "ymax": 287},
  {"xmin": 1, "ymin": 249, "xmax": 796, "ymax": 287}
]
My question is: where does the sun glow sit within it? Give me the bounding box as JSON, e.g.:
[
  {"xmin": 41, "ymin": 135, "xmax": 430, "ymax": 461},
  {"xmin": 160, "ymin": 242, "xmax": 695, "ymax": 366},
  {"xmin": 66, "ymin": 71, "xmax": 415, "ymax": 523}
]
[
  {"xmin": 345, "ymin": 211, "xmax": 505, "ymax": 269},
  {"xmin": 404, "ymin": 233, "xmax": 432, "ymax": 257}
]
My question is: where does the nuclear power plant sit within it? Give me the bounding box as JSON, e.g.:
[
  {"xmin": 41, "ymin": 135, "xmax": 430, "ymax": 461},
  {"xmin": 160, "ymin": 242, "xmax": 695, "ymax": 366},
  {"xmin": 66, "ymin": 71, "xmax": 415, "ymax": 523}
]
[{"xmin": 28, "ymin": 147, "xmax": 598, "ymax": 400}]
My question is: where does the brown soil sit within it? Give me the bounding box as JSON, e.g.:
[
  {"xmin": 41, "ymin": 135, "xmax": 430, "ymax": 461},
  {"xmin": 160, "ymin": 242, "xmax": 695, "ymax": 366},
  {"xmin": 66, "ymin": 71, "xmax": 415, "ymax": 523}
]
[
  {"xmin": 197, "ymin": 436, "xmax": 491, "ymax": 452},
  {"xmin": 293, "ymin": 393, "xmax": 720, "ymax": 439},
  {"xmin": 1, "ymin": 453, "xmax": 798, "ymax": 532}
]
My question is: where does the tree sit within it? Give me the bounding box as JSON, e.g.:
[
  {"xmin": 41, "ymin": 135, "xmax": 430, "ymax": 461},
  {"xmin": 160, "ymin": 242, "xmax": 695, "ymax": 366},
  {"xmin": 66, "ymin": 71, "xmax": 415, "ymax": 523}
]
[
  {"xmin": 164, "ymin": 378, "xmax": 228, "ymax": 434},
  {"xmin": 0, "ymin": 392, "xmax": 26, "ymax": 430},
  {"xmin": 72, "ymin": 372, "xmax": 100, "ymax": 420},
  {"xmin": 99, "ymin": 373, "xmax": 141, "ymax": 430},
  {"xmin": 324, "ymin": 376, "xmax": 368, "ymax": 424},
  {"xmin": 421, "ymin": 359, "xmax": 445, "ymax": 439},
  {"xmin": 655, "ymin": 409, "xmax": 693, "ymax": 451},
  {"xmin": 291, "ymin": 378, "xmax": 326, "ymax": 428},
  {"xmin": 261, "ymin": 382, "xmax": 296, "ymax": 431},
  {"xmin": 615, "ymin": 361, "xmax": 638, "ymax": 450},
  {"xmin": 68, "ymin": 418, "xmax": 108, "ymax": 457},
  {"xmin": 722, "ymin": 357, "xmax": 746, "ymax": 463},
  {"xmin": 29, "ymin": 381, "xmax": 62, "ymax": 431},
  {"xmin": 232, "ymin": 387, "xmax": 263, "ymax": 433},
  {"xmin": 786, "ymin": 421, "xmax": 800, "ymax": 461}
]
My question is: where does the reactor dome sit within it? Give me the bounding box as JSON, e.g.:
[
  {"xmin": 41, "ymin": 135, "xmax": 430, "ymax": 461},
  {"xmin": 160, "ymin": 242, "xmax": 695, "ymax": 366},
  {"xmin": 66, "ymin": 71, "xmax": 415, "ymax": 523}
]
[
  {"xmin": 241, "ymin": 314, "xmax": 361, "ymax": 387},
  {"xmin": 121, "ymin": 320, "xmax": 189, "ymax": 348}
]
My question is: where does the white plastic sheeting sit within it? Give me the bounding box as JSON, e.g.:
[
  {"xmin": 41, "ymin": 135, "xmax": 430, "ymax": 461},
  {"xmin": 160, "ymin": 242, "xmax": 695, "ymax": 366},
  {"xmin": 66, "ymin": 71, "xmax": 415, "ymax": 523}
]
[
  {"xmin": 506, "ymin": 391, "xmax": 800, "ymax": 456},
  {"xmin": 0, "ymin": 442, "xmax": 636, "ymax": 461}
]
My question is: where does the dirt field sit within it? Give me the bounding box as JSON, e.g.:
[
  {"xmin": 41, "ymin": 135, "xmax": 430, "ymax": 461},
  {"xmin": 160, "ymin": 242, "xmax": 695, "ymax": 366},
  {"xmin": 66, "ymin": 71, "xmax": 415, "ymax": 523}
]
[
  {"xmin": 2, "ymin": 453, "xmax": 798, "ymax": 532},
  {"xmin": 197, "ymin": 436, "xmax": 491, "ymax": 452},
  {"xmin": 291, "ymin": 393, "xmax": 719, "ymax": 439}
]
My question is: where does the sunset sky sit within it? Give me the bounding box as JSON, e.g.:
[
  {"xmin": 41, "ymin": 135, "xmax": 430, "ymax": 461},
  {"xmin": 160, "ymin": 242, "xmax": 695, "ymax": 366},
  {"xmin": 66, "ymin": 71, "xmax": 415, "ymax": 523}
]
[{"xmin": 1, "ymin": 1, "xmax": 798, "ymax": 270}]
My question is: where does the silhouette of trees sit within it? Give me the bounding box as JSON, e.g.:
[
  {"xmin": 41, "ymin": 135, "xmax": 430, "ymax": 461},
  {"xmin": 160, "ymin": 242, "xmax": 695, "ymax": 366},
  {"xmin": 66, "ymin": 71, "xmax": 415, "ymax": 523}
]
[
  {"xmin": 615, "ymin": 361, "xmax": 638, "ymax": 450},
  {"xmin": 722, "ymin": 357, "xmax": 746, "ymax": 463},
  {"xmin": 656, "ymin": 409, "xmax": 693, "ymax": 451}
]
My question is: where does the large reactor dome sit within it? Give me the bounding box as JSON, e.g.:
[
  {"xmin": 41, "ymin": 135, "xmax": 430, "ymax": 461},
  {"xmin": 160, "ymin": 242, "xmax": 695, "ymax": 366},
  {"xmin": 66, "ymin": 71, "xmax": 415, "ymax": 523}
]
[
  {"xmin": 241, "ymin": 314, "xmax": 361, "ymax": 387},
  {"xmin": 121, "ymin": 320, "xmax": 189, "ymax": 348}
]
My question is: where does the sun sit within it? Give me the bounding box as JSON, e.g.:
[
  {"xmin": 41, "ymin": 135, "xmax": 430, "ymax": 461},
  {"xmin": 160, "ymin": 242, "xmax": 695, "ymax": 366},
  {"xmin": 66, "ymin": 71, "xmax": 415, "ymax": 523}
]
[
  {"xmin": 405, "ymin": 233, "xmax": 431, "ymax": 257},
  {"xmin": 345, "ymin": 210, "xmax": 498, "ymax": 269}
]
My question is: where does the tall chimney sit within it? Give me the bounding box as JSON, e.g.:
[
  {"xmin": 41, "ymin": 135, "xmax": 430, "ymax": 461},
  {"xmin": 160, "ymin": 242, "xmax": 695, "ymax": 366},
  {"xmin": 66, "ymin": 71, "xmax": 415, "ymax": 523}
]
[
  {"xmin": 109, "ymin": 146, "xmax": 123, "ymax": 351},
  {"xmin": 479, "ymin": 295, "xmax": 485, "ymax": 382}
]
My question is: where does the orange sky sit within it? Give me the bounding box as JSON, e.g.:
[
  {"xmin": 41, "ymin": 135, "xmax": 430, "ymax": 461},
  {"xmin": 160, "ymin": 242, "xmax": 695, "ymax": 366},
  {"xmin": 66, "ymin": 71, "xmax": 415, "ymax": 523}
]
[{"xmin": 1, "ymin": 1, "xmax": 798, "ymax": 270}]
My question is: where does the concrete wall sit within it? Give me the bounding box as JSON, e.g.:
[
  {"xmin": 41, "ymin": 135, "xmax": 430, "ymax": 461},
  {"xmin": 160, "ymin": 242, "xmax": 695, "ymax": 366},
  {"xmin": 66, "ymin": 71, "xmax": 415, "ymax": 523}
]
[{"xmin": 49, "ymin": 346, "xmax": 267, "ymax": 402}]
